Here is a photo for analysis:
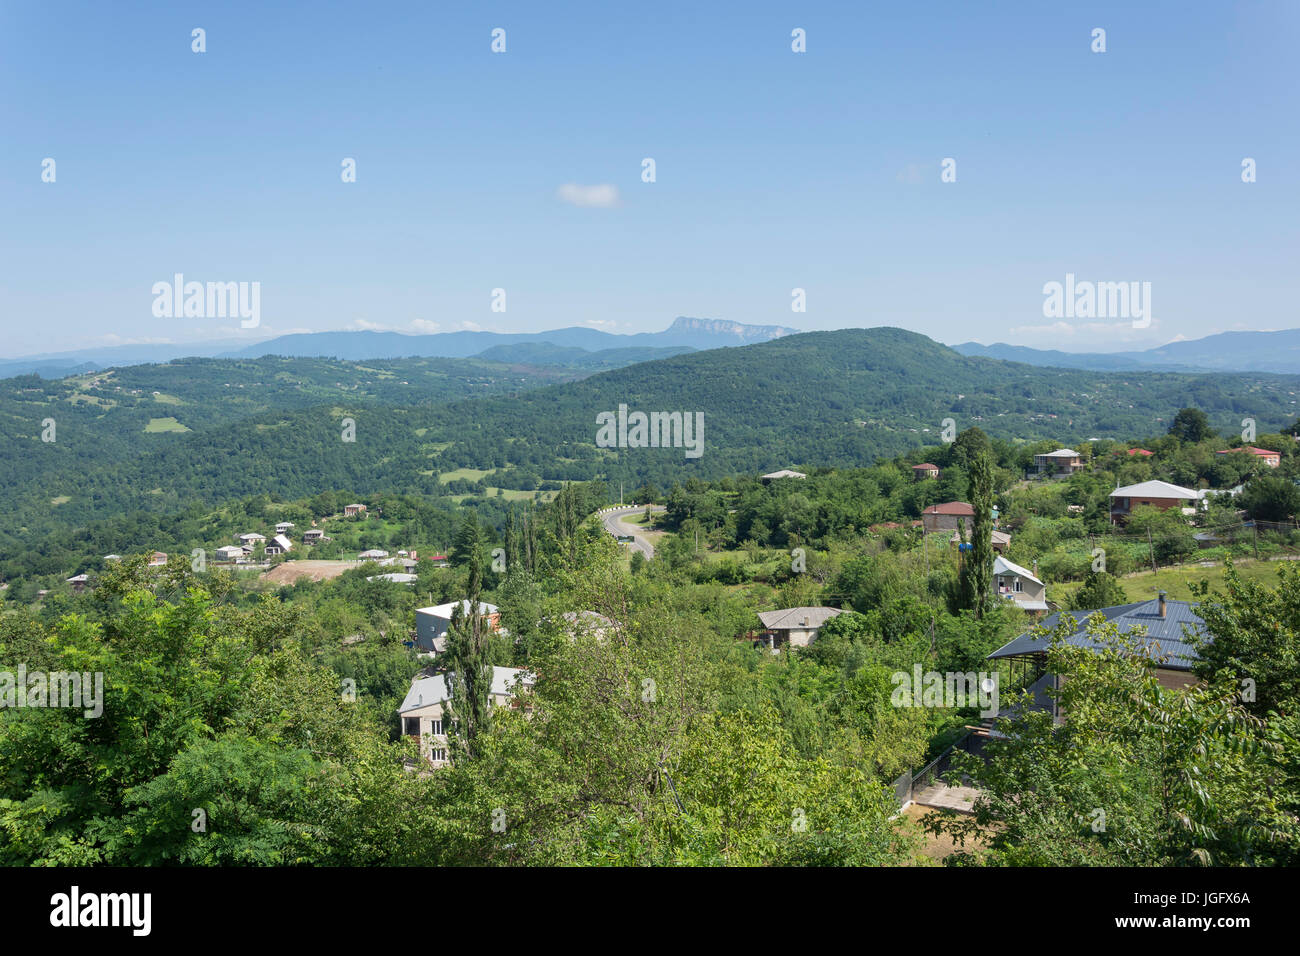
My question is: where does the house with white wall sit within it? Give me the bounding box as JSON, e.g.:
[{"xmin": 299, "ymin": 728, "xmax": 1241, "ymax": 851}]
[
  {"xmin": 399, "ymin": 666, "xmax": 533, "ymax": 766},
  {"xmin": 414, "ymin": 600, "xmax": 502, "ymax": 654}
]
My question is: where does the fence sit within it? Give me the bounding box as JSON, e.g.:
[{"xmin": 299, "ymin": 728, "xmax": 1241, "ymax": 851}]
[{"xmin": 893, "ymin": 729, "xmax": 989, "ymax": 809}]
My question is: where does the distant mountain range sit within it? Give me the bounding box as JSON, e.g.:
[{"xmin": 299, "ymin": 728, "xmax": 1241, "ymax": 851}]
[
  {"xmin": 953, "ymin": 328, "xmax": 1300, "ymax": 373},
  {"xmin": 0, "ymin": 316, "xmax": 797, "ymax": 378},
  {"xmin": 8, "ymin": 320, "xmax": 1297, "ymax": 380}
]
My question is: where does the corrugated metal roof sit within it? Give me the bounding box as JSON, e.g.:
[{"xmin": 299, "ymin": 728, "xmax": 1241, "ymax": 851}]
[
  {"xmin": 1110, "ymin": 480, "xmax": 1199, "ymax": 500},
  {"xmin": 399, "ymin": 666, "xmax": 532, "ymax": 713},
  {"xmin": 987, "ymin": 598, "xmax": 1206, "ymax": 670},
  {"xmin": 993, "ymin": 555, "xmax": 1042, "ymax": 585},
  {"xmin": 758, "ymin": 606, "xmax": 844, "ymax": 629}
]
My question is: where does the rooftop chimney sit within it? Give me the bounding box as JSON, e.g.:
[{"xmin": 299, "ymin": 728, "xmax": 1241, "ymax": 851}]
[{"xmin": 1158, "ymin": 592, "xmax": 1167, "ymax": 619}]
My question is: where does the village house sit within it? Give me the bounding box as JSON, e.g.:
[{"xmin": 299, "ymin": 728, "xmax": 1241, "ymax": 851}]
[
  {"xmin": 147, "ymin": 551, "xmax": 168, "ymax": 567},
  {"xmin": 414, "ymin": 600, "xmax": 502, "ymax": 654},
  {"xmin": 264, "ymin": 534, "xmax": 293, "ymax": 557},
  {"xmin": 399, "ymin": 666, "xmax": 534, "ymax": 767},
  {"xmin": 358, "ymin": 548, "xmax": 389, "ymax": 560},
  {"xmin": 1034, "ymin": 448, "xmax": 1084, "ymax": 475},
  {"xmin": 427, "ymin": 554, "xmax": 450, "ymax": 568},
  {"xmin": 991, "ymin": 556, "xmax": 1048, "ymax": 613},
  {"xmin": 215, "ymin": 545, "xmax": 246, "ymax": 563},
  {"xmin": 752, "ymin": 606, "xmax": 844, "ymax": 652},
  {"xmin": 368, "ymin": 572, "xmax": 418, "ymax": 585},
  {"xmin": 951, "ymin": 528, "xmax": 1011, "ymax": 553},
  {"xmin": 238, "ymin": 532, "xmax": 266, "ymax": 546},
  {"xmin": 1109, "ymin": 480, "xmax": 1201, "ymax": 524},
  {"xmin": 911, "ymin": 463, "xmax": 940, "ymax": 480},
  {"xmin": 65, "ymin": 573, "xmax": 89, "ymax": 592},
  {"xmin": 562, "ymin": 610, "xmax": 616, "ymax": 643},
  {"xmin": 760, "ymin": 469, "xmax": 807, "ymax": 483},
  {"xmin": 1216, "ymin": 446, "xmax": 1281, "ymax": 468},
  {"xmin": 302, "ymin": 529, "xmax": 326, "ymax": 543},
  {"xmin": 344, "ymin": 503, "xmax": 367, "ymax": 517},
  {"xmin": 275, "ymin": 522, "xmax": 295, "ymax": 533},
  {"xmin": 922, "ymin": 501, "xmax": 975, "ymax": 533},
  {"xmin": 987, "ymin": 593, "xmax": 1204, "ymax": 722}
]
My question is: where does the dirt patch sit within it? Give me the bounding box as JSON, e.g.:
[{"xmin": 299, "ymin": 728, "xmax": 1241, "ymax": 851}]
[
  {"xmin": 261, "ymin": 560, "xmax": 358, "ymax": 584},
  {"xmin": 901, "ymin": 803, "xmax": 988, "ymax": 862}
]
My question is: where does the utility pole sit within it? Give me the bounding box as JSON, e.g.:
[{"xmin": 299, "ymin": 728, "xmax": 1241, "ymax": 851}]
[{"xmin": 1148, "ymin": 527, "xmax": 1157, "ymax": 573}]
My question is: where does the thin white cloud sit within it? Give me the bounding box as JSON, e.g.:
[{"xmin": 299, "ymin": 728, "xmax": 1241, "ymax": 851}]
[
  {"xmin": 98, "ymin": 334, "xmax": 175, "ymax": 346},
  {"xmin": 557, "ymin": 183, "xmax": 620, "ymax": 208},
  {"xmin": 409, "ymin": 319, "xmax": 441, "ymax": 334},
  {"xmin": 584, "ymin": 319, "xmax": 616, "ymax": 329},
  {"xmin": 459, "ymin": 321, "xmax": 482, "ymax": 332},
  {"xmin": 895, "ymin": 164, "xmax": 926, "ymax": 185}
]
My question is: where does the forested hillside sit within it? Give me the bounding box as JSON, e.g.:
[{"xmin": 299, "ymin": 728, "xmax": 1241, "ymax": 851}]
[{"xmin": 3, "ymin": 328, "xmax": 1297, "ymax": 573}]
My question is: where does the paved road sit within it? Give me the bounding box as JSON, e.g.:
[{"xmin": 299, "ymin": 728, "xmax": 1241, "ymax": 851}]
[{"xmin": 600, "ymin": 505, "xmax": 665, "ymax": 559}]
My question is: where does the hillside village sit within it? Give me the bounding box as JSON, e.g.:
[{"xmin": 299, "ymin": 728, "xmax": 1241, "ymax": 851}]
[{"xmin": 4, "ymin": 403, "xmax": 1299, "ymax": 866}]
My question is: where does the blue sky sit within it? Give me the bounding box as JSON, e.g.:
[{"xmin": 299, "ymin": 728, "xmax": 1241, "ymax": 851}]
[{"xmin": 2, "ymin": 0, "xmax": 1297, "ymax": 357}]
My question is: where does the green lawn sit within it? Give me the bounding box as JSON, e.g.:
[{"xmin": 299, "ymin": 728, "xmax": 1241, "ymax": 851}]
[{"xmin": 145, "ymin": 417, "xmax": 191, "ymax": 433}]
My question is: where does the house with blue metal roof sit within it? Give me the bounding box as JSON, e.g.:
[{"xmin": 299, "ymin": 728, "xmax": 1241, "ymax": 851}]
[{"xmin": 986, "ymin": 592, "xmax": 1207, "ymax": 720}]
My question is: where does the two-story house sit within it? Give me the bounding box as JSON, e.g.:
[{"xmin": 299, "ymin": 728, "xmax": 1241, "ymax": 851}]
[
  {"xmin": 922, "ymin": 501, "xmax": 975, "ymax": 532},
  {"xmin": 992, "ymin": 556, "xmax": 1048, "ymax": 613},
  {"xmin": 414, "ymin": 600, "xmax": 502, "ymax": 654},
  {"xmin": 399, "ymin": 666, "xmax": 533, "ymax": 766},
  {"xmin": 1033, "ymin": 448, "xmax": 1084, "ymax": 475}
]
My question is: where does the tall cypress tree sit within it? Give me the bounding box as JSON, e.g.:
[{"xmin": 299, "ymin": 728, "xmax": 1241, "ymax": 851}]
[
  {"xmin": 445, "ymin": 536, "xmax": 492, "ymax": 759},
  {"xmin": 960, "ymin": 447, "xmax": 996, "ymax": 618}
]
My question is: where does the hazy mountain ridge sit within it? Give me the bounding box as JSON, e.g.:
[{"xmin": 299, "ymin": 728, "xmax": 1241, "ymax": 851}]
[
  {"xmin": 953, "ymin": 328, "xmax": 1300, "ymax": 373},
  {"xmin": 0, "ymin": 316, "xmax": 797, "ymax": 378}
]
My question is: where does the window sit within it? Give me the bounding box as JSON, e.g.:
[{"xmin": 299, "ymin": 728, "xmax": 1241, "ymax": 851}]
[
  {"xmin": 430, "ymin": 748, "xmax": 447, "ymax": 762},
  {"xmin": 431, "ymin": 719, "xmax": 443, "ymax": 736},
  {"xmin": 403, "ymin": 717, "xmax": 419, "ymax": 736},
  {"xmin": 1014, "ymin": 579, "xmax": 1023, "ymax": 592}
]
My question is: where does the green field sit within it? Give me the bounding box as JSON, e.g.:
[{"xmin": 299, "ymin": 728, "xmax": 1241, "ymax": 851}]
[
  {"xmin": 145, "ymin": 417, "xmax": 191, "ymax": 433},
  {"xmin": 1054, "ymin": 557, "xmax": 1294, "ymax": 605},
  {"xmin": 439, "ymin": 467, "xmax": 494, "ymax": 482}
]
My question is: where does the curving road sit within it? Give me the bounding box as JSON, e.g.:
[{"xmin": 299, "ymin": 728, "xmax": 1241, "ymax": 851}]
[{"xmin": 600, "ymin": 505, "xmax": 665, "ymax": 559}]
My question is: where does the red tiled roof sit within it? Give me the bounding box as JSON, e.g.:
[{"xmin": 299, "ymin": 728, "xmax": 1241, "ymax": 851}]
[
  {"xmin": 1216, "ymin": 446, "xmax": 1277, "ymax": 457},
  {"xmin": 923, "ymin": 501, "xmax": 975, "ymax": 516}
]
